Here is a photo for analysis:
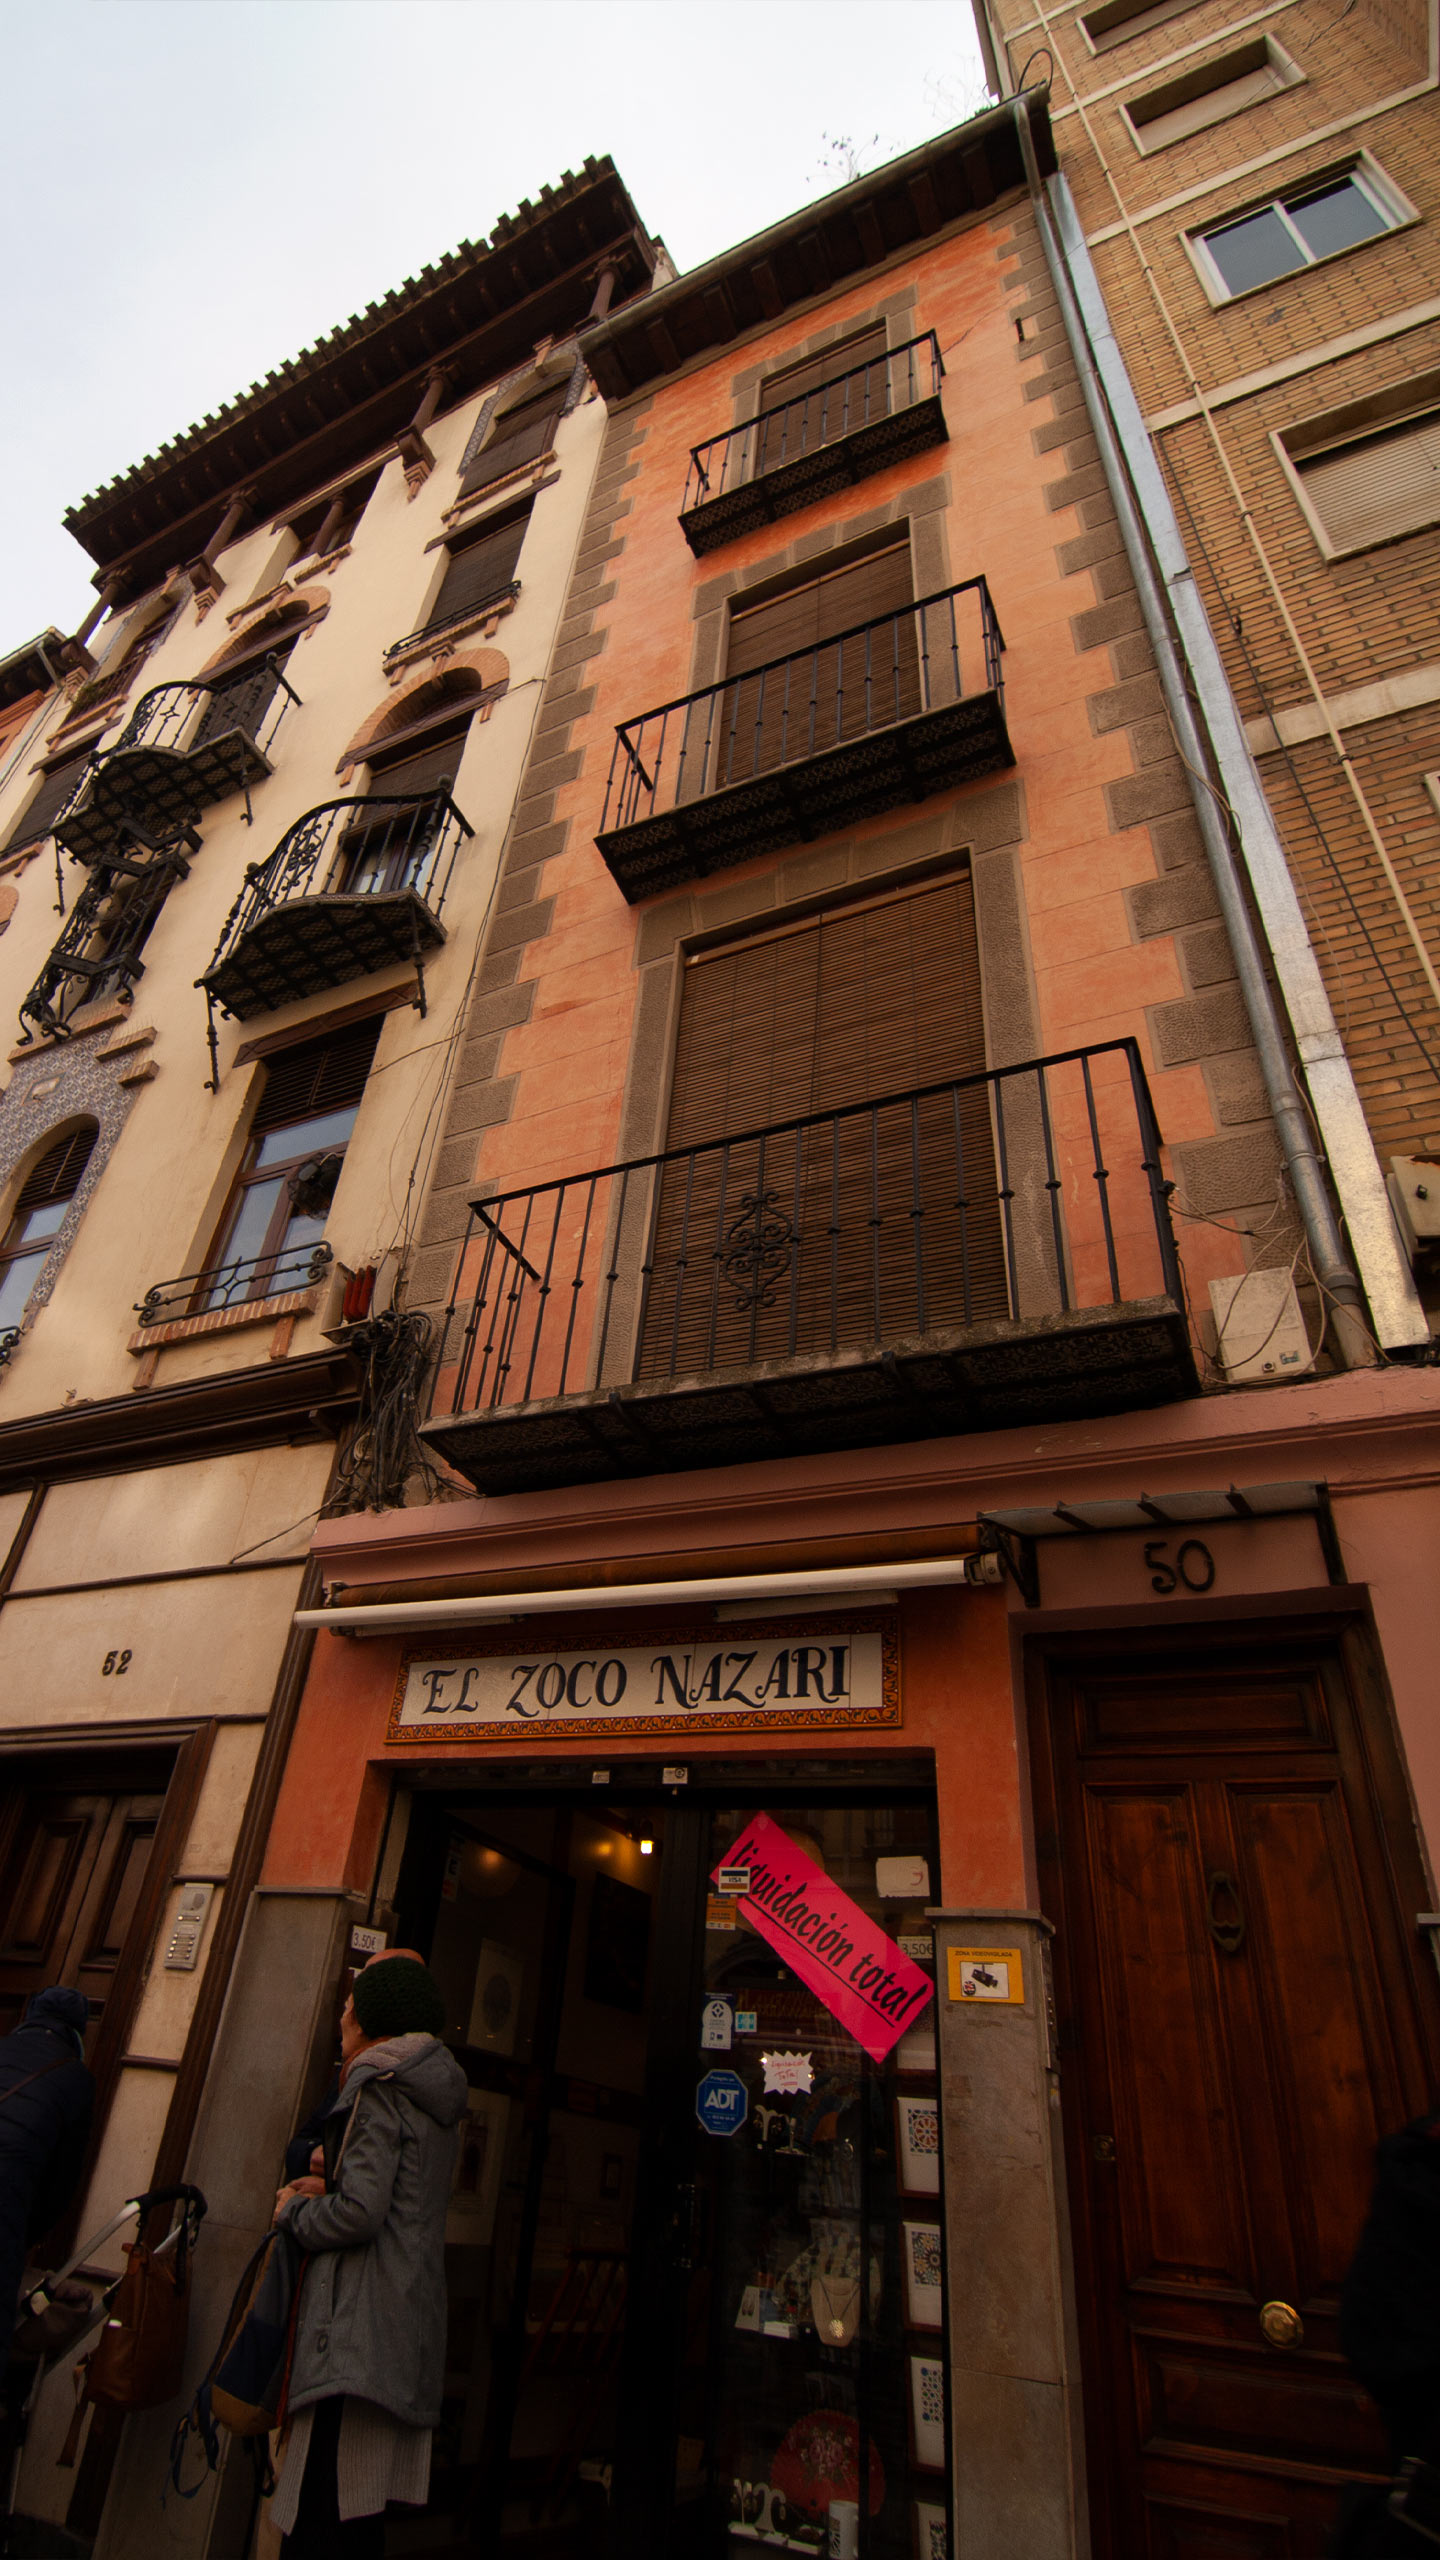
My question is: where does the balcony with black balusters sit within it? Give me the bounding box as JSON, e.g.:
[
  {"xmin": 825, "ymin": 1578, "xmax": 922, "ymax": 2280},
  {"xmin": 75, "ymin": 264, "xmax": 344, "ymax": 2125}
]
[
  {"xmin": 595, "ymin": 580, "xmax": 1013, "ymax": 902},
  {"xmin": 421, "ymin": 1040, "xmax": 1195, "ymax": 1495},
  {"xmin": 200, "ymin": 787, "xmax": 472, "ymax": 1029},
  {"xmin": 679, "ymin": 332, "xmax": 949, "ymax": 557},
  {"xmin": 56, "ymin": 658, "xmax": 302, "ymax": 862}
]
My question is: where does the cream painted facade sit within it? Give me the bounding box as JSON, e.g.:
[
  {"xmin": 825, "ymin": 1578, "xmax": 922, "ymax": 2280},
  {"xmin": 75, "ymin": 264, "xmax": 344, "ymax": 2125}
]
[{"xmin": 0, "ymin": 160, "xmax": 661, "ymax": 2546}]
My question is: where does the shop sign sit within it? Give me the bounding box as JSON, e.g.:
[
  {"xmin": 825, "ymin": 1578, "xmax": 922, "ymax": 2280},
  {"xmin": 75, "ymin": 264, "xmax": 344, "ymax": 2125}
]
[
  {"xmin": 387, "ymin": 1617, "xmax": 898, "ymax": 1743},
  {"xmin": 713, "ymin": 1812, "xmax": 934, "ymax": 2065}
]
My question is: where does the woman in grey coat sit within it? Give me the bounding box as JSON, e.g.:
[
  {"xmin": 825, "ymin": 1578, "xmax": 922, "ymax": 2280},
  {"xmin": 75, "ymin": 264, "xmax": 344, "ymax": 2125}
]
[{"xmin": 270, "ymin": 1957, "xmax": 467, "ymax": 2559}]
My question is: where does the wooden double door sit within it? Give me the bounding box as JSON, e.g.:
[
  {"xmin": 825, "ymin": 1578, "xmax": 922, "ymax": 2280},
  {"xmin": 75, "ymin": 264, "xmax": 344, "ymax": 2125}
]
[
  {"xmin": 0, "ymin": 1763, "xmax": 168, "ymax": 2047},
  {"xmin": 1032, "ymin": 1621, "xmax": 1439, "ymax": 2555}
]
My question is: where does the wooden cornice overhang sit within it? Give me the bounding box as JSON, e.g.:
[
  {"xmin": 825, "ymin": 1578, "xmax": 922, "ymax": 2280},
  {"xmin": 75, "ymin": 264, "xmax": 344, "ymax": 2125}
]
[
  {"xmin": 0, "ymin": 631, "xmax": 67, "ymax": 714},
  {"xmin": 0, "ymin": 1346, "xmax": 362, "ymax": 1495},
  {"xmin": 64, "ymin": 159, "xmax": 658, "ymax": 598},
  {"xmin": 580, "ymin": 95, "xmax": 1056, "ymax": 402}
]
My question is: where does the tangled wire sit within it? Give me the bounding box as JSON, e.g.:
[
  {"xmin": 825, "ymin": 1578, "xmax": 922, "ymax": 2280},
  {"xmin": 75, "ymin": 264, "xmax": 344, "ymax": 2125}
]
[{"xmin": 324, "ymin": 1307, "xmax": 447, "ymax": 1516}]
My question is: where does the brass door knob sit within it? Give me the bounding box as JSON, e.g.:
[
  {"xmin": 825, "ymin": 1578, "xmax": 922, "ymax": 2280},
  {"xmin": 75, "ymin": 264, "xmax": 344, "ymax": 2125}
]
[{"xmin": 1259, "ymin": 2299, "xmax": 1303, "ymax": 2348}]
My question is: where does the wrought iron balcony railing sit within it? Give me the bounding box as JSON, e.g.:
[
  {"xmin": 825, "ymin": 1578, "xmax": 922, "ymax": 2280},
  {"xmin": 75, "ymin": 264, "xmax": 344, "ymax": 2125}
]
[
  {"xmin": 422, "ymin": 1040, "xmax": 1195, "ymax": 1496},
  {"xmin": 384, "ymin": 580, "xmax": 521, "ymax": 666},
  {"xmin": 135, "ymin": 1238, "xmax": 332, "ymax": 1327},
  {"xmin": 595, "ymin": 577, "xmax": 1012, "ymax": 901},
  {"xmin": 680, "ymin": 332, "xmax": 948, "ymax": 555},
  {"xmin": 199, "ymin": 787, "xmax": 471, "ymax": 1028},
  {"xmin": 56, "ymin": 658, "xmax": 302, "ymax": 862}
]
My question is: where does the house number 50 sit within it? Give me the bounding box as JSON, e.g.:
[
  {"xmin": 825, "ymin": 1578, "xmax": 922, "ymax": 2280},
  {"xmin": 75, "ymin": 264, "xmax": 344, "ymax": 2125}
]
[
  {"xmin": 101, "ymin": 1649, "xmax": 132, "ymax": 1676},
  {"xmin": 1143, "ymin": 1539, "xmax": 1216, "ymax": 1594}
]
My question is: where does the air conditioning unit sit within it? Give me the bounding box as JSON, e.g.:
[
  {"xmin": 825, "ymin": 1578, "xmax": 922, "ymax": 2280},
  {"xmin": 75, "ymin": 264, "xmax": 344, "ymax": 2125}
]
[
  {"xmin": 1208, "ymin": 1269, "xmax": 1315, "ymax": 1385},
  {"xmin": 1387, "ymin": 1155, "xmax": 1440, "ymax": 1260}
]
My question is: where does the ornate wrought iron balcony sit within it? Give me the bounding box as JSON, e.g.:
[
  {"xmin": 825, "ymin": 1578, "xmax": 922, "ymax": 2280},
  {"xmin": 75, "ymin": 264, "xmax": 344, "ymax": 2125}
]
[
  {"xmin": 56, "ymin": 659, "xmax": 301, "ymax": 863},
  {"xmin": 383, "ymin": 580, "xmax": 520, "ymax": 667},
  {"xmin": 200, "ymin": 786, "xmax": 471, "ymax": 1024},
  {"xmin": 595, "ymin": 579, "xmax": 1012, "ymax": 901},
  {"xmin": 680, "ymin": 332, "xmax": 948, "ymax": 556},
  {"xmin": 135, "ymin": 1238, "xmax": 332, "ymax": 1326},
  {"xmin": 422, "ymin": 1040, "xmax": 1195, "ymax": 1496}
]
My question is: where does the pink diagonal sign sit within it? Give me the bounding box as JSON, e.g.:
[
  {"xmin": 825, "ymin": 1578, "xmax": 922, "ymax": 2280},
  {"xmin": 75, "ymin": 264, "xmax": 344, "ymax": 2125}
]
[{"xmin": 713, "ymin": 1812, "xmax": 934, "ymax": 2064}]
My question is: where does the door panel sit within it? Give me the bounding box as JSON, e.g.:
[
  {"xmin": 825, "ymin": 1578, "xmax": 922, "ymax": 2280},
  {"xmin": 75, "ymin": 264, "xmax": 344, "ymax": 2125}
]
[
  {"xmin": 1034, "ymin": 1628, "xmax": 1435, "ymax": 2556},
  {"xmin": 0, "ymin": 1784, "xmax": 165, "ymax": 2043}
]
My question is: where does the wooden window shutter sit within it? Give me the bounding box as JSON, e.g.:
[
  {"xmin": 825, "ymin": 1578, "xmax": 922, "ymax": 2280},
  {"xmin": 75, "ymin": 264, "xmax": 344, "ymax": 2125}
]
[
  {"xmin": 366, "ymin": 724, "xmax": 469, "ymax": 800},
  {"xmin": 459, "ymin": 384, "xmax": 566, "ymax": 498},
  {"xmin": 3, "ymin": 752, "xmax": 91, "ymax": 855},
  {"xmin": 13, "ymin": 1124, "xmax": 98, "ymax": 1215},
  {"xmin": 641, "ymin": 874, "xmax": 1005, "ymax": 1375},
  {"xmin": 191, "ymin": 638, "xmax": 298, "ymax": 751},
  {"xmin": 428, "ymin": 506, "xmax": 531, "ymax": 630},
  {"xmin": 252, "ymin": 1014, "xmax": 383, "ymax": 1134},
  {"xmin": 1297, "ymin": 410, "xmax": 1440, "ymax": 551},
  {"xmin": 717, "ymin": 543, "xmax": 920, "ymax": 781},
  {"xmin": 754, "ymin": 324, "xmax": 889, "ymax": 472}
]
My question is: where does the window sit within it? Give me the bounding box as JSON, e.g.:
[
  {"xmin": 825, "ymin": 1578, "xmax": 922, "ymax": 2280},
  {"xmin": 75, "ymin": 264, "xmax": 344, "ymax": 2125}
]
[
  {"xmin": 1194, "ymin": 165, "xmax": 1404, "ymax": 300},
  {"xmin": 288, "ymin": 467, "xmax": 381, "ymax": 567},
  {"xmin": 1, "ymin": 751, "xmax": 91, "ymax": 858},
  {"xmin": 752, "ymin": 325, "xmax": 889, "ymax": 475},
  {"xmin": 0, "ymin": 1125, "xmax": 97, "ymax": 1331},
  {"xmin": 342, "ymin": 722, "xmax": 471, "ymax": 898},
  {"xmin": 718, "ymin": 539, "xmax": 920, "ymax": 781},
  {"xmin": 423, "ymin": 503, "xmax": 531, "ymax": 638},
  {"xmin": 1080, "ymin": 0, "xmax": 1196, "ymax": 52},
  {"xmin": 190, "ymin": 637, "xmax": 298, "ymax": 753},
  {"xmin": 641, "ymin": 874, "xmax": 1005, "ymax": 1373},
  {"xmin": 1278, "ymin": 377, "xmax": 1440, "ymax": 555},
  {"xmin": 457, "ymin": 381, "xmax": 566, "ymax": 500},
  {"xmin": 203, "ymin": 1016, "xmax": 380, "ymax": 1308},
  {"xmin": 1124, "ymin": 38, "xmax": 1301, "ymax": 154}
]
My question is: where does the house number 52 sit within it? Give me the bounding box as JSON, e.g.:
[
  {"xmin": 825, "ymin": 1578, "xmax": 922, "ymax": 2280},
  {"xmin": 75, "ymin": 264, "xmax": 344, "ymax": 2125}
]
[{"xmin": 101, "ymin": 1649, "xmax": 132, "ymax": 1676}]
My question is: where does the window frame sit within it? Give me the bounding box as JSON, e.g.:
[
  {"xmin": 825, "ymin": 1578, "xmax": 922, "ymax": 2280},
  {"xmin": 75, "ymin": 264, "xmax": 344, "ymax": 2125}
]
[
  {"xmin": 1121, "ymin": 34, "xmax": 1303, "ymax": 157},
  {"xmin": 197, "ymin": 1023, "xmax": 381, "ymax": 1312},
  {"xmin": 1271, "ymin": 372, "xmax": 1440, "ymax": 560},
  {"xmin": 0, "ymin": 1123, "xmax": 99, "ymax": 1335},
  {"xmin": 1186, "ymin": 153, "xmax": 1416, "ymax": 306},
  {"xmin": 1079, "ymin": 0, "xmax": 1197, "ymax": 55}
]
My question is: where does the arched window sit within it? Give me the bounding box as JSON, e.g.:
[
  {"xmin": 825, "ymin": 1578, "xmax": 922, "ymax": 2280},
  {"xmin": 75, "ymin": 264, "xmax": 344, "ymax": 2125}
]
[
  {"xmin": 0, "ymin": 1122, "xmax": 98, "ymax": 1330},
  {"xmin": 194, "ymin": 598, "xmax": 318, "ymax": 750}
]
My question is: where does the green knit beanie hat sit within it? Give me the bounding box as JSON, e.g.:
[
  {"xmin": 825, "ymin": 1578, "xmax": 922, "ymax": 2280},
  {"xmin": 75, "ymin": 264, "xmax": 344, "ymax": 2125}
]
[{"xmin": 352, "ymin": 1956, "xmax": 446, "ymax": 2039}]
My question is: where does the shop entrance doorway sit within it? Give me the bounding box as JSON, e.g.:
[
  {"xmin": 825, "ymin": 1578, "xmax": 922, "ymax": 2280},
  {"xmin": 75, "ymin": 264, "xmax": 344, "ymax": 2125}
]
[
  {"xmin": 390, "ymin": 1767, "xmax": 948, "ymax": 2559},
  {"xmin": 1030, "ymin": 1620, "xmax": 1440, "ymax": 2557}
]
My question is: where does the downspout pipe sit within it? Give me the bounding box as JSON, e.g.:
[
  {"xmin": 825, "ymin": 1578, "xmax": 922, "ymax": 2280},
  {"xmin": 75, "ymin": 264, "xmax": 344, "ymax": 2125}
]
[{"xmin": 1011, "ymin": 98, "xmax": 1427, "ymax": 1360}]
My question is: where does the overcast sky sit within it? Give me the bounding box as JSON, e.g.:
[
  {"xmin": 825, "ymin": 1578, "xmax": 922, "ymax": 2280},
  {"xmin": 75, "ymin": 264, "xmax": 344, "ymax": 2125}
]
[{"xmin": 0, "ymin": 0, "xmax": 987, "ymax": 647}]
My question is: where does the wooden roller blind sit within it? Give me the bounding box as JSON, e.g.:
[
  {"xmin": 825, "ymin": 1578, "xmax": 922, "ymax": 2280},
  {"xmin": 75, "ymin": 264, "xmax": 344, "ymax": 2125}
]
[
  {"xmin": 1297, "ymin": 409, "xmax": 1440, "ymax": 553},
  {"xmin": 2, "ymin": 751, "xmax": 91, "ymax": 855},
  {"xmin": 191, "ymin": 639, "xmax": 297, "ymax": 752},
  {"xmin": 13, "ymin": 1124, "xmax": 98, "ymax": 1215},
  {"xmin": 459, "ymin": 383, "xmax": 566, "ymax": 499},
  {"xmin": 365, "ymin": 722, "xmax": 470, "ymax": 800},
  {"xmin": 428, "ymin": 504, "xmax": 531, "ymax": 630},
  {"xmin": 253, "ymin": 1014, "xmax": 383, "ymax": 1134},
  {"xmin": 754, "ymin": 324, "xmax": 889, "ymax": 472},
  {"xmin": 640, "ymin": 873, "xmax": 1005, "ymax": 1375},
  {"xmin": 716, "ymin": 542, "xmax": 920, "ymax": 784}
]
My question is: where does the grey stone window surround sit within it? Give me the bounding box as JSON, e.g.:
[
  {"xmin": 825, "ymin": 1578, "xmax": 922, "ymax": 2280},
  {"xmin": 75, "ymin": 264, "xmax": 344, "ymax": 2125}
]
[
  {"xmin": 0, "ymin": 1028, "xmax": 150, "ymax": 1334},
  {"xmin": 455, "ymin": 347, "xmax": 588, "ymax": 482}
]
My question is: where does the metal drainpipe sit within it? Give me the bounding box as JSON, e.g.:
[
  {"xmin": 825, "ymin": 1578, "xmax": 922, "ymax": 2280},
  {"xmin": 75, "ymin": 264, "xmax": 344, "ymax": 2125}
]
[{"xmin": 1010, "ymin": 97, "xmax": 1427, "ymax": 1364}]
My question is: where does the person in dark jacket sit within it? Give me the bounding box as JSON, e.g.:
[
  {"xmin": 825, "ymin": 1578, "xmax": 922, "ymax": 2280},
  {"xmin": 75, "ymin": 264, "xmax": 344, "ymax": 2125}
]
[{"xmin": 0, "ymin": 1987, "xmax": 94, "ymax": 2338}]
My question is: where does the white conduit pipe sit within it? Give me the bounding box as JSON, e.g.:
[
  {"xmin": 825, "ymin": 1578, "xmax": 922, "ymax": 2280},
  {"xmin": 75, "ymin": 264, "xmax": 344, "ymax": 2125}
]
[{"xmin": 294, "ymin": 1556, "xmax": 984, "ymax": 1636}]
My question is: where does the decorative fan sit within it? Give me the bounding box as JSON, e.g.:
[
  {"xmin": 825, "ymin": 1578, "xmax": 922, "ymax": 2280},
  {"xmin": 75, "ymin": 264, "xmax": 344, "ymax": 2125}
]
[{"xmin": 772, "ymin": 2411, "xmax": 885, "ymax": 2519}]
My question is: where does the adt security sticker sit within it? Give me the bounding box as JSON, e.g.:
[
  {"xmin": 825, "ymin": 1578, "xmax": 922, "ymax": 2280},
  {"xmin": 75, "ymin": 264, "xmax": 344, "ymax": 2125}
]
[{"xmin": 696, "ymin": 2068, "xmax": 749, "ymax": 2138}]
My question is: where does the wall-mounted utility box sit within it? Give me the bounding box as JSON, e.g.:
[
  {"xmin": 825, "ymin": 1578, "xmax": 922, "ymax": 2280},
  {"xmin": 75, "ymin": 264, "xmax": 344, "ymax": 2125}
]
[
  {"xmin": 1388, "ymin": 1156, "xmax": 1440, "ymax": 1259},
  {"xmin": 1208, "ymin": 1270, "xmax": 1314, "ymax": 1385}
]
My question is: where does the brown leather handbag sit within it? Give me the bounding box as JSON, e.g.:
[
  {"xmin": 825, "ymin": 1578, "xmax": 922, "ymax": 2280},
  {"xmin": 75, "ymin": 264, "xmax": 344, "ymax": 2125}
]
[{"xmin": 58, "ymin": 2186, "xmax": 206, "ymax": 2465}]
